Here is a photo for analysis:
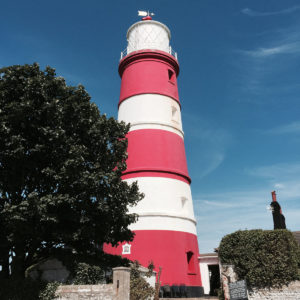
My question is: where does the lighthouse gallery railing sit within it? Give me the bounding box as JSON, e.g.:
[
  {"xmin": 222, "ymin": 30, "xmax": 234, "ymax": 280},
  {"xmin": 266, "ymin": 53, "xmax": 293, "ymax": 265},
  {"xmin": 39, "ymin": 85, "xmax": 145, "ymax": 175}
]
[{"xmin": 120, "ymin": 45, "xmax": 178, "ymax": 60}]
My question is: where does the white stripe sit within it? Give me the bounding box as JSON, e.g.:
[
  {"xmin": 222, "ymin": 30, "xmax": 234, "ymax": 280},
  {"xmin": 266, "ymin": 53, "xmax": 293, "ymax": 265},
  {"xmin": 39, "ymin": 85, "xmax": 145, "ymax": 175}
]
[
  {"xmin": 118, "ymin": 94, "xmax": 183, "ymax": 138},
  {"xmin": 129, "ymin": 215, "xmax": 197, "ymax": 234},
  {"xmin": 125, "ymin": 177, "xmax": 197, "ymax": 235}
]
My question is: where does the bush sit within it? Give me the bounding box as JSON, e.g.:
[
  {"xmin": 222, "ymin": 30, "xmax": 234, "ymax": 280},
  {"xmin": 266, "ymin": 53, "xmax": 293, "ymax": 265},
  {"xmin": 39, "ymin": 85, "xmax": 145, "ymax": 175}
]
[
  {"xmin": 39, "ymin": 282, "xmax": 59, "ymax": 300},
  {"xmin": 55, "ymin": 250, "xmax": 130, "ymax": 283},
  {"xmin": 130, "ymin": 261, "xmax": 155, "ymax": 300},
  {"xmin": 219, "ymin": 229, "xmax": 300, "ymax": 288},
  {"xmin": 73, "ymin": 263, "xmax": 104, "ymax": 285},
  {"xmin": 0, "ymin": 278, "xmax": 59, "ymax": 300},
  {"xmin": 0, "ymin": 251, "xmax": 130, "ymax": 299},
  {"xmin": 217, "ymin": 287, "xmax": 225, "ymax": 300}
]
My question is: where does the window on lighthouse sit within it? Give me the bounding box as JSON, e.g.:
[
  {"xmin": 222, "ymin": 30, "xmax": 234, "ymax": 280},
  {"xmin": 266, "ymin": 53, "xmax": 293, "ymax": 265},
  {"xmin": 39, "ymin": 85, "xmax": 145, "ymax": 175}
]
[
  {"xmin": 168, "ymin": 69, "xmax": 176, "ymax": 84},
  {"xmin": 181, "ymin": 196, "xmax": 188, "ymax": 207},
  {"xmin": 172, "ymin": 106, "xmax": 179, "ymax": 123},
  {"xmin": 181, "ymin": 197, "xmax": 188, "ymax": 214},
  {"xmin": 186, "ymin": 251, "xmax": 196, "ymax": 274}
]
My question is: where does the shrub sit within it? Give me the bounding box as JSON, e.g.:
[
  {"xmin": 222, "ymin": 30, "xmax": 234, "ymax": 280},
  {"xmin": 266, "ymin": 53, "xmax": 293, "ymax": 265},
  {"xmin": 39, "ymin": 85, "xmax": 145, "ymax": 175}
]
[
  {"xmin": 217, "ymin": 287, "xmax": 225, "ymax": 300},
  {"xmin": 0, "ymin": 278, "xmax": 59, "ymax": 300},
  {"xmin": 39, "ymin": 282, "xmax": 59, "ymax": 300},
  {"xmin": 73, "ymin": 263, "xmax": 104, "ymax": 285},
  {"xmin": 130, "ymin": 261, "xmax": 155, "ymax": 300},
  {"xmin": 219, "ymin": 229, "xmax": 300, "ymax": 288}
]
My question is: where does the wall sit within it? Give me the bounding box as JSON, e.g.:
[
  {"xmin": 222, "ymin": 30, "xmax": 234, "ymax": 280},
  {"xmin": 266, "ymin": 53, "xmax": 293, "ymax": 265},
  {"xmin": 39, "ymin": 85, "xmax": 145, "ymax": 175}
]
[
  {"xmin": 56, "ymin": 284, "xmax": 114, "ymax": 300},
  {"xmin": 220, "ymin": 263, "xmax": 300, "ymax": 300},
  {"xmin": 249, "ymin": 281, "xmax": 300, "ymax": 300},
  {"xmin": 199, "ymin": 254, "xmax": 219, "ymax": 295},
  {"xmin": 55, "ymin": 267, "xmax": 130, "ymax": 300}
]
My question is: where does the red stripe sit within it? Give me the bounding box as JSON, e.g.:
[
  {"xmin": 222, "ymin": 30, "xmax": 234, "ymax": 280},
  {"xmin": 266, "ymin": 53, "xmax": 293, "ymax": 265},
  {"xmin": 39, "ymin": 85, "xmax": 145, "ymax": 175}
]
[
  {"xmin": 103, "ymin": 230, "xmax": 202, "ymax": 287},
  {"xmin": 125, "ymin": 129, "xmax": 190, "ymax": 183},
  {"xmin": 119, "ymin": 50, "xmax": 180, "ymax": 105}
]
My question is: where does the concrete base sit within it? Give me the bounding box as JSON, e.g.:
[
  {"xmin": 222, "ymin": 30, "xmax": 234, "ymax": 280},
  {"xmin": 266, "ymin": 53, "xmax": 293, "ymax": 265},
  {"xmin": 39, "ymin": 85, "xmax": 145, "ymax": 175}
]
[{"xmin": 161, "ymin": 298, "xmax": 218, "ymax": 300}]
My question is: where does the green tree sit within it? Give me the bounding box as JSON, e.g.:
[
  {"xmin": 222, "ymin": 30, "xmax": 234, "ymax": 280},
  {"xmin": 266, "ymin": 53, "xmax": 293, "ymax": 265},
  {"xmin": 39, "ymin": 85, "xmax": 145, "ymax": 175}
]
[{"xmin": 0, "ymin": 63, "xmax": 143, "ymax": 281}]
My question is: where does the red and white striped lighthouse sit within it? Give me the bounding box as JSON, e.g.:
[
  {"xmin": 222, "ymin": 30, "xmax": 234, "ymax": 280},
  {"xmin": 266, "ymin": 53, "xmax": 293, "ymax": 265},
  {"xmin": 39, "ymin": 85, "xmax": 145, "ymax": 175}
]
[{"xmin": 104, "ymin": 15, "xmax": 203, "ymax": 297}]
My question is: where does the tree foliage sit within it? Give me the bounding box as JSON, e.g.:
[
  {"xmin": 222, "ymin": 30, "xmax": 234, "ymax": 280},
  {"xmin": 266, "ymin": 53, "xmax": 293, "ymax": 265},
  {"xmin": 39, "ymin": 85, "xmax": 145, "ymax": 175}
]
[
  {"xmin": 219, "ymin": 229, "xmax": 300, "ymax": 288},
  {"xmin": 0, "ymin": 63, "xmax": 143, "ymax": 280}
]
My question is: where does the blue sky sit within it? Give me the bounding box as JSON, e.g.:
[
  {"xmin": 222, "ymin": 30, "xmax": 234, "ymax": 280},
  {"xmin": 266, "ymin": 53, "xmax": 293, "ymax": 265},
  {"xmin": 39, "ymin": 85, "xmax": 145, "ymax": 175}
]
[{"xmin": 2, "ymin": 0, "xmax": 300, "ymax": 253}]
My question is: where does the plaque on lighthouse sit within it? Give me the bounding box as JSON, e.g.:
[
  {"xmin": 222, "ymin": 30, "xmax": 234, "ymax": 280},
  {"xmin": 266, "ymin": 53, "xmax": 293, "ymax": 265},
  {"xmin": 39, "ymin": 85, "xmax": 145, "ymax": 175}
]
[{"xmin": 122, "ymin": 243, "xmax": 131, "ymax": 255}]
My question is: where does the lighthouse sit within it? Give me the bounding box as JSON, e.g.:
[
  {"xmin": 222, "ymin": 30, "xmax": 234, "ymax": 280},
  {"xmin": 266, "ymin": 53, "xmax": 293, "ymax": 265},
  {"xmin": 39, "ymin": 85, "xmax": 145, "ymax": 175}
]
[{"xmin": 104, "ymin": 14, "xmax": 203, "ymax": 297}]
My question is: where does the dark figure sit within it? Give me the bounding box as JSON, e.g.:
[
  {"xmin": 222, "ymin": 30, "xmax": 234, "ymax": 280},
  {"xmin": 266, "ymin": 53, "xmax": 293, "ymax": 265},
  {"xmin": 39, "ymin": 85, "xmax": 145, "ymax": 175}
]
[{"xmin": 270, "ymin": 191, "xmax": 286, "ymax": 229}]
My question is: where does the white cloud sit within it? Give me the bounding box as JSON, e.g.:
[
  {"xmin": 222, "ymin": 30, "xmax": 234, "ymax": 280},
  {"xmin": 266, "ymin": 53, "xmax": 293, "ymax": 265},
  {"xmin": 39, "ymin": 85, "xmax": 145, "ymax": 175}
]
[
  {"xmin": 242, "ymin": 42, "xmax": 300, "ymax": 58},
  {"xmin": 246, "ymin": 162, "xmax": 300, "ymax": 202},
  {"xmin": 246, "ymin": 162, "xmax": 300, "ymax": 180},
  {"xmin": 242, "ymin": 6, "xmax": 300, "ymax": 17},
  {"xmin": 199, "ymin": 153, "xmax": 225, "ymax": 178},
  {"xmin": 200, "ymin": 199, "xmax": 247, "ymax": 209},
  {"xmin": 183, "ymin": 113, "xmax": 232, "ymax": 179},
  {"xmin": 233, "ymin": 22, "xmax": 300, "ymax": 100},
  {"xmin": 274, "ymin": 183, "xmax": 285, "ymax": 189},
  {"xmin": 265, "ymin": 121, "xmax": 300, "ymax": 135}
]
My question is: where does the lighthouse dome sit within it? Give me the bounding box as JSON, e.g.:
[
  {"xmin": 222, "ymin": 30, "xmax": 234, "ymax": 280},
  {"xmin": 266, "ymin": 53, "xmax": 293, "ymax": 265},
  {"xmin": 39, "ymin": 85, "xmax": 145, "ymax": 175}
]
[{"xmin": 126, "ymin": 20, "xmax": 172, "ymax": 55}]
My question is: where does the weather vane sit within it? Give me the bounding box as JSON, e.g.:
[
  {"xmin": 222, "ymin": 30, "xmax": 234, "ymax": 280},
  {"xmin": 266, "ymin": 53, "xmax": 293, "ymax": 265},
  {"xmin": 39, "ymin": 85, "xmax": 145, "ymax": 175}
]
[{"xmin": 138, "ymin": 10, "xmax": 155, "ymax": 18}]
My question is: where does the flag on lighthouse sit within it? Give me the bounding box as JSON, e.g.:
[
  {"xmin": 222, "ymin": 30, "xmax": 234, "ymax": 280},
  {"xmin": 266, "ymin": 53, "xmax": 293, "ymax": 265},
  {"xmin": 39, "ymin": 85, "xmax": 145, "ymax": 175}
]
[{"xmin": 138, "ymin": 10, "xmax": 155, "ymax": 17}]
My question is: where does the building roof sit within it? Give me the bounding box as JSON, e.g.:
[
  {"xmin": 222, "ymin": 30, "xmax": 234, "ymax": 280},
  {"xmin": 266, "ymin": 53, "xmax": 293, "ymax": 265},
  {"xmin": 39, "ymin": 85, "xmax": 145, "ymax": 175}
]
[
  {"xmin": 292, "ymin": 231, "xmax": 300, "ymax": 245},
  {"xmin": 199, "ymin": 253, "xmax": 218, "ymax": 258}
]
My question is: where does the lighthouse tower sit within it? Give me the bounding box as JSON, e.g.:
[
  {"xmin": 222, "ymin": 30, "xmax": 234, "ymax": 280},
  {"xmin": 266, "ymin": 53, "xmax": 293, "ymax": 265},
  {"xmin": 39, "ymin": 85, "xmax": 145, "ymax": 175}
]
[{"xmin": 104, "ymin": 15, "xmax": 203, "ymax": 297}]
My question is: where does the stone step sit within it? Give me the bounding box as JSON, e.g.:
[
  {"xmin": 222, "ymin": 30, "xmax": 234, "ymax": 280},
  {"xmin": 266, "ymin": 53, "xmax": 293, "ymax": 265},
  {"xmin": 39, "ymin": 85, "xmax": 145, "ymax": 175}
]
[{"xmin": 160, "ymin": 297, "xmax": 218, "ymax": 300}]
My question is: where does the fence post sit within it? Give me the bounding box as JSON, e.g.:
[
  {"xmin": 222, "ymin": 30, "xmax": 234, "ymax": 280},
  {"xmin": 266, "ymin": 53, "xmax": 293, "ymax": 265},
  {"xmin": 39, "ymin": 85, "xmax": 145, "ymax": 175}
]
[{"xmin": 113, "ymin": 267, "xmax": 130, "ymax": 300}]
